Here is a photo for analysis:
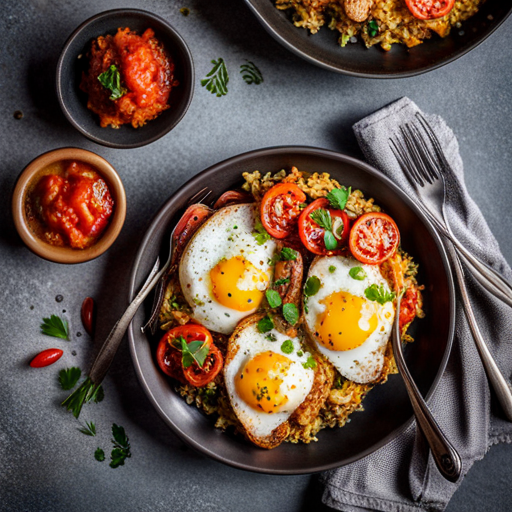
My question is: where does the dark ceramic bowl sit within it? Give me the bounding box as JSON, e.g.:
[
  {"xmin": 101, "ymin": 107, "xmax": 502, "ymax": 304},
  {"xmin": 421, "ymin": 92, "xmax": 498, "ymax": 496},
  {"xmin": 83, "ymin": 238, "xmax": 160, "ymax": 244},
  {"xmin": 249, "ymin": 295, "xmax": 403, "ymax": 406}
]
[
  {"xmin": 244, "ymin": 0, "xmax": 512, "ymax": 78},
  {"xmin": 127, "ymin": 146, "xmax": 455, "ymax": 474},
  {"xmin": 56, "ymin": 9, "xmax": 194, "ymax": 149}
]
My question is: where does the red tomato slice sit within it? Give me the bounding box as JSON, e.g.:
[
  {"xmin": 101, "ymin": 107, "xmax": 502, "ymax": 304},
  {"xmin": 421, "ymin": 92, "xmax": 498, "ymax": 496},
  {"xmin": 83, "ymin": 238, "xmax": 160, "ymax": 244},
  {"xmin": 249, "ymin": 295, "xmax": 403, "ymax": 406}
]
[
  {"xmin": 183, "ymin": 344, "xmax": 223, "ymax": 387},
  {"xmin": 298, "ymin": 198, "xmax": 349, "ymax": 256},
  {"xmin": 399, "ymin": 287, "xmax": 419, "ymax": 330},
  {"xmin": 30, "ymin": 348, "xmax": 63, "ymax": 368},
  {"xmin": 349, "ymin": 212, "xmax": 400, "ymax": 265},
  {"xmin": 261, "ymin": 183, "xmax": 307, "ymax": 239},
  {"xmin": 405, "ymin": 0, "xmax": 455, "ymax": 20}
]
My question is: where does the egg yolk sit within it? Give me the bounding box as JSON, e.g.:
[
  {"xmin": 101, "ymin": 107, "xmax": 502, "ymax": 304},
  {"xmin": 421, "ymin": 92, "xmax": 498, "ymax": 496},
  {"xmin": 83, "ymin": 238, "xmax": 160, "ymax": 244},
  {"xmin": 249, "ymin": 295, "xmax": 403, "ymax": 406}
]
[
  {"xmin": 315, "ymin": 291, "xmax": 378, "ymax": 351},
  {"xmin": 235, "ymin": 351, "xmax": 292, "ymax": 413},
  {"xmin": 210, "ymin": 256, "xmax": 268, "ymax": 312}
]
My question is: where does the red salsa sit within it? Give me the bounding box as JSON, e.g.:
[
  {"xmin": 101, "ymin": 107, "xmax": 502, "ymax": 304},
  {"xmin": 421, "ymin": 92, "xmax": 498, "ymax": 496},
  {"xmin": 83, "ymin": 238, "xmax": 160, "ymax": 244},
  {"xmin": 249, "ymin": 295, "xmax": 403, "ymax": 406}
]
[
  {"xmin": 26, "ymin": 161, "xmax": 114, "ymax": 249},
  {"xmin": 80, "ymin": 27, "xmax": 176, "ymax": 128}
]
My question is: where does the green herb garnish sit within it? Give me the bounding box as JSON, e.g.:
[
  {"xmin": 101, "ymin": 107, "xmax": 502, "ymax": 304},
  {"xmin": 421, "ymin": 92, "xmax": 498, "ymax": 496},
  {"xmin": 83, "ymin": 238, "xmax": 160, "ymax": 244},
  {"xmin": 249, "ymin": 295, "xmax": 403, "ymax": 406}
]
[
  {"xmin": 40, "ymin": 314, "xmax": 69, "ymax": 340},
  {"xmin": 201, "ymin": 58, "xmax": 229, "ymax": 97},
  {"xmin": 257, "ymin": 315, "xmax": 274, "ymax": 333},
  {"xmin": 349, "ymin": 266, "xmax": 367, "ymax": 281},
  {"xmin": 364, "ymin": 284, "xmax": 396, "ymax": 305},
  {"xmin": 240, "ymin": 60, "xmax": 263, "ymax": 85},
  {"xmin": 97, "ymin": 65, "xmax": 127, "ymax": 101},
  {"xmin": 179, "ymin": 7, "xmax": 190, "ymax": 16},
  {"xmin": 327, "ymin": 187, "xmax": 351, "ymax": 211},
  {"xmin": 265, "ymin": 333, "xmax": 277, "ymax": 342},
  {"xmin": 95, "ymin": 448, "xmax": 105, "ymax": 462},
  {"xmin": 265, "ymin": 289, "xmax": 282, "ymax": 309},
  {"xmin": 280, "ymin": 247, "xmax": 298, "ymax": 261},
  {"xmin": 253, "ymin": 216, "xmax": 271, "ymax": 245},
  {"xmin": 329, "ymin": 265, "xmax": 336, "ymax": 273},
  {"xmin": 367, "ymin": 20, "xmax": 379, "ymax": 38},
  {"xmin": 302, "ymin": 356, "xmax": 317, "ymax": 370},
  {"xmin": 110, "ymin": 424, "xmax": 131, "ymax": 469},
  {"xmin": 78, "ymin": 421, "xmax": 96, "ymax": 437},
  {"xmin": 281, "ymin": 340, "xmax": 294, "ymax": 354},
  {"xmin": 61, "ymin": 377, "xmax": 104, "ymax": 419},
  {"xmin": 310, "ymin": 209, "xmax": 338, "ymax": 251},
  {"xmin": 274, "ymin": 278, "xmax": 290, "ymax": 287},
  {"xmin": 304, "ymin": 276, "xmax": 321, "ymax": 297},
  {"xmin": 179, "ymin": 337, "xmax": 210, "ymax": 368},
  {"xmin": 282, "ymin": 303, "xmax": 299, "ymax": 325},
  {"xmin": 58, "ymin": 367, "xmax": 81, "ymax": 390}
]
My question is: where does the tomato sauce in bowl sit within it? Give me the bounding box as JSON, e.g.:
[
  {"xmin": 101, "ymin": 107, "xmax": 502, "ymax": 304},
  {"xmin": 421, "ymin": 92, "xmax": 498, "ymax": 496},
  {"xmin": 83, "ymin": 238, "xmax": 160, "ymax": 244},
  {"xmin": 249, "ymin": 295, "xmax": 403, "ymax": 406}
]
[
  {"xmin": 80, "ymin": 28, "xmax": 176, "ymax": 129},
  {"xmin": 25, "ymin": 160, "xmax": 114, "ymax": 249}
]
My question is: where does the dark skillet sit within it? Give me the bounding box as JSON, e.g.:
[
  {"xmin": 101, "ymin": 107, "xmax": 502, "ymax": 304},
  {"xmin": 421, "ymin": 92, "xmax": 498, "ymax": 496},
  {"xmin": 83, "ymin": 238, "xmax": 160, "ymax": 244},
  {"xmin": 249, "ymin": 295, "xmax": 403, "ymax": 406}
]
[
  {"xmin": 244, "ymin": 0, "xmax": 512, "ymax": 78},
  {"xmin": 127, "ymin": 146, "xmax": 455, "ymax": 474}
]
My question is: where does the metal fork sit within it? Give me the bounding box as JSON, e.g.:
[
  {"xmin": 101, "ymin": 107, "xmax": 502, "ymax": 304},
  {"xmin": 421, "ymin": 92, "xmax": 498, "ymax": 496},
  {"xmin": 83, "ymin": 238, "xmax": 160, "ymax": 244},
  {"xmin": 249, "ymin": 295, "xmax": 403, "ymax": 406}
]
[
  {"xmin": 390, "ymin": 119, "xmax": 512, "ymax": 421},
  {"xmin": 390, "ymin": 113, "xmax": 512, "ymax": 309},
  {"xmin": 62, "ymin": 187, "xmax": 213, "ymax": 418}
]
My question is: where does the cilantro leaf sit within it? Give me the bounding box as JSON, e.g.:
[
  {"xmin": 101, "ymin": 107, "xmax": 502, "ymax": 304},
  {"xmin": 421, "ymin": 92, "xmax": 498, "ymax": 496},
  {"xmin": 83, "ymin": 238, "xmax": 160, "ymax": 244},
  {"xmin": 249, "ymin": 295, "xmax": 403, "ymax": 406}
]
[
  {"xmin": 201, "ymin": 58, "xmax": 229, "ymax": 97},
  {"xmin": 281, "ymin": 340, "xmax": 294, "ymax": 354},
  {"xmin": 95, "ymin": 448, "xmax": 105, "ymax": 462},
  {"xmin": 282, "ymin": 303, "xmax": 299, "ymax": 325},
  {"xmin": 266, "ymin": 289, "xmax": 282, "ymax": 309},
  {"xmin": 349, "ymin": 266, "xmax": 367, "ymax": 281},
  {"xmin": 240, "ymin": 60, "xmax": 263, "ymax": 85},
  {"xmin": 364, "ymin": 284, "xmax": 396, "ymax": 305},
  {"xmin": 97, "ymin": 65, "xmax": 127, "ymax": 101},
  {"xmin": 179, "ymin": 337, "xmax": 210, "ymax": 368},
  {"xmin": 304, "ymin": 276, "xmax": 321, "ymax": 297},
  {"xmin": 302, "ymin": 355, "xmax": 317, "ymax": 370},
  {"xmin": 40, "ymin": 315, "xmax": 69, "ymax": 340},
  {"xmin": 58, "ymin": 367, "xmax": 81, "ymax": 390},
  {"xmin": 110, "ymin": 424, "xmax": 131, "ymax": 469},
  {"xmin": 327, "ymin": 187, "xmax": 351, "ymax": 211},
  {"xmin": 253, "ymin": 216, "xmax": 271, "ymax": 245},
  {"xmin": 78, "ymin": 421, "xmax": 96, "ymax": 437},
  {"xmin": 257, "ymin": 315, "xmax": 274, "ymax": 333}
]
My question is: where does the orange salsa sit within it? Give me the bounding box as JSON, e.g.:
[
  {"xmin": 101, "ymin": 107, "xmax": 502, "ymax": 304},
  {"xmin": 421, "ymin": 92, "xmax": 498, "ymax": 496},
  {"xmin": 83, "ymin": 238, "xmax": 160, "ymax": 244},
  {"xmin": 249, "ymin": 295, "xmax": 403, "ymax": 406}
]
[
  {"xmin": 26, "ymin": 161, "xmax": 114, "ymax": 249},
  {"xmin": 80, "ymin": 28, "xmax": 176, "ymax": 128}
]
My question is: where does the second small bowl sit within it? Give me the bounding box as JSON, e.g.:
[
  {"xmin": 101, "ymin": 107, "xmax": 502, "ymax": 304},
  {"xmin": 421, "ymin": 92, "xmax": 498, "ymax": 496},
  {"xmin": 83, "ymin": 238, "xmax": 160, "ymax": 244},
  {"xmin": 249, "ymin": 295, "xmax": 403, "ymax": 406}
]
[{"xmin": 56, "ymin": 9, "xmax": 194, "ymax": 149}]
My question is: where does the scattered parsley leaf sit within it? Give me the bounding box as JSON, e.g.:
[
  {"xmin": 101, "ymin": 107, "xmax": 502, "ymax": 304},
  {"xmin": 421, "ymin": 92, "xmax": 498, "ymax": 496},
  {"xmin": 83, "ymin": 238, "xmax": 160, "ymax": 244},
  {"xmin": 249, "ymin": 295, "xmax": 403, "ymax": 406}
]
[
  {"xmin": 110, "ymin": 424, "xmax": 131, "ymax": 469},
  {"xmin": 297, "ymin": 350, "xmax": 304, "ymax": 357},
  {"xmin": 240, "ymin": 60, "xmax": 263, "ymax": 85},
  {"xmin": 367, "ymin": 20, "xmax": 379, "ymax": 38},
  {"xmin": 97, "ymin": 65, "xmax": 127, "ymax": 101},
  {"xmin": 304, "ymin": 276, "xmax": 321, "ymax": 297},
  {"xmin": 265, "ymin": 289, "xmax": 282, "ymax": 309},
  {"xmin": 95, "ymin": 448, "xmax": 105, "ymax": 462},
  {"xmin": 40, "ymin": 315, "xmax": 69, "ymax": 340},
  {"xmin": 257, "ymin": 315, "xmax": 274, "ymax": 333},
  {"xmin": 281, "ymin": 340, "xmax": 294, "ymax": 354},
  {"xmin": 274, "ymin": 278, "xmax": 290, "ymax": 287},
  {"xmin": 280, "ymin": 248, "xmax": 298, "ymax": 261},
  {"xmin": 329, "ymin": 265, "xmax": 336, "ymax": 273},
  {"xmin": 253, "ymin": 216, "xmax": 271, "ymax": 245},
  {"xmin": 310, "ymin": 208, "xmax": 332, "ymax": 231},
  {"xmin": 58, "ymin": 367, "xmax": 81, "ymax": 390},
  {"xmin": 201, "ymin": 58, "xmax": 229, "ymax": 97},
  {"xmin": 327, "ymin": 187, "xmax": 351, "ymax": 211},
  {"xmin": 282, "ymin": 303, "xmax": 299, "ymax": 326},
  {"xmin": 61, "ymin": 377, "xmax": 104, "ymax": 419},
  {"xmin": 364, "ymin": 284, "xmax": 396, "ymax": 305},
  {"xmin": 349, "ymin": 266, "xmax": 367, "ymax": 281},
  {"xmin": 302, "ymin": 356, "xmax": 317, "ymax": 370},
  {"xmin": 78, "ymin": 421, "xmax": 96, "ymax": 437},
  {"xmin": 179, "ymin": 337, "xmax": 210, "ymax": 368}
]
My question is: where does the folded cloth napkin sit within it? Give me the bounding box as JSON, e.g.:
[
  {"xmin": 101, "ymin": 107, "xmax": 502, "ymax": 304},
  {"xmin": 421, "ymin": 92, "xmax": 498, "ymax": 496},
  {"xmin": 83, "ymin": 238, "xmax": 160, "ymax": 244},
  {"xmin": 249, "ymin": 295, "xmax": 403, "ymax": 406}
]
[{"xmin": 320, "ymin": 97, "xmax": 512, "ymax": 512}]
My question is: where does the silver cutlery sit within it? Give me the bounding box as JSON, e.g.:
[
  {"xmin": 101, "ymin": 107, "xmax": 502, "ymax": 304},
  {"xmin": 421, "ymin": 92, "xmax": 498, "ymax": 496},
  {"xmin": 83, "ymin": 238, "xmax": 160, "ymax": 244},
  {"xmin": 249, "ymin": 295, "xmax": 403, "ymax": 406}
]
[
  {"xmin": 390, "ymin": 112, "xmax": 512, "ymax": 309},
  {"xmin": 62, "ymin": 187, "xmax": 213, "ymax": 418},
  {"xmin": 393, "ymin": 291, "xmax": 462, "ymax": 482}
]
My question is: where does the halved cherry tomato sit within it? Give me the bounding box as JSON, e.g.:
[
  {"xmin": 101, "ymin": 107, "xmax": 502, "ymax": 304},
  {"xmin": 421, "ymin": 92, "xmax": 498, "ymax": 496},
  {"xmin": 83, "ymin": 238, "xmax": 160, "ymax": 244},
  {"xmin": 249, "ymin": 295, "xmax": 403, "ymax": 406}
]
[
  {"xmin": 399, "ymin": 287, "xmax": 419, "ymax": 330},
  {"xmin": 30, "ymin": 348, "xmax": 63, "ymax": 368},
  {"xmin": 260, "ymin": 183, "xmax": 307, "ymax": 239},
  {"xmin": 405, "ymin": 0, "xmax": 455, "ymax": 20},
  {"xmin": 298, "ymin": 198, "xmax": 349, "ymax": 256},
  {"xmin": 183, "ymin": 344, "xmax": 223, "ymax": 387},
  {"xmin": 156, "ymin": 324, "xmax": 222, "ymax": 387},
  {"xmin": 349, "ymin": 212, "xmax": 400, "ymax": 265}
]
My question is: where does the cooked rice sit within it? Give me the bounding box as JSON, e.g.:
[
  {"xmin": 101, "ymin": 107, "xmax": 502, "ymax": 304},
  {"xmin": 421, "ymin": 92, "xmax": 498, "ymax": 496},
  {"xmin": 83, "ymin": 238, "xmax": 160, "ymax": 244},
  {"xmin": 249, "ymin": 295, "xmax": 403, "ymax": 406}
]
[{"xmin": 275, "ymin": 0, "xmax": 483, "ymax": 50}]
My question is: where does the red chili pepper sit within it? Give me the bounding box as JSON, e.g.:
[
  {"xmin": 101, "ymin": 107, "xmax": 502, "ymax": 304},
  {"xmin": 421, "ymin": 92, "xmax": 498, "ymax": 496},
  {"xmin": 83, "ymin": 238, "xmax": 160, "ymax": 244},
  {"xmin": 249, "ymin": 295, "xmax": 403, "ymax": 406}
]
[
  {"xmin": 30, "ymin": 348, "xmax": 63, "ymax": 368},
  {"xmin": 81, "ymin": 297, "xmax": 96, "ymax": 336}
]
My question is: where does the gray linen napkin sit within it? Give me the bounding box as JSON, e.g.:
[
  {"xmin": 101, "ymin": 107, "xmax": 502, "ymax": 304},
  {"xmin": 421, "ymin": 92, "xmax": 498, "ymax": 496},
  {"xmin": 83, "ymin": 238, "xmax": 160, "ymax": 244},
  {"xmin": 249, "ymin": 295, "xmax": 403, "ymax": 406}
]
[{"xmin": 320, "ymin": 97, "xmax": 512, "ymax": 512}]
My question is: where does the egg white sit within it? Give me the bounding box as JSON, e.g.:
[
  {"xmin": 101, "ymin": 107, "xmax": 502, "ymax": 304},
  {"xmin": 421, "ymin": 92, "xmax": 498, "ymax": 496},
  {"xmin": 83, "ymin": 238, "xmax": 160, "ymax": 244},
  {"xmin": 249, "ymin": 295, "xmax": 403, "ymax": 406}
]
[
  {"xmin": 304, "ymin": 255, "xmax": 395, "ymax": 384},
  {"xmin": 179, "ymin": 203, "xmax": 276, "ymax": 334},
  {"xmin": 224, "ymin": 322, "xmax": 315, "ymax": 439}
]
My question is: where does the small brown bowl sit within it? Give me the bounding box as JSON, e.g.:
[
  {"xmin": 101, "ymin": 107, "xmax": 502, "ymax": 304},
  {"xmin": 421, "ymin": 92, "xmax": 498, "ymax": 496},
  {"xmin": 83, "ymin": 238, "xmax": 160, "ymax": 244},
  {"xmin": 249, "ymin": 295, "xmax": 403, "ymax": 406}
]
[{"xmin": 12, "ymin": 148, "xmax": 126, "ymax": 264}]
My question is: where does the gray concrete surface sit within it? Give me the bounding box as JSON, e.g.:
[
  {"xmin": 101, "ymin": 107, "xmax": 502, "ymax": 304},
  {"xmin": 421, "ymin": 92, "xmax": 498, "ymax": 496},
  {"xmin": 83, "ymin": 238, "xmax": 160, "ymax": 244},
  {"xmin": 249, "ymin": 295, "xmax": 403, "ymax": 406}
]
[{"xmin": 1, "ymin": 1, "xmax": 511, "ymax": 511}]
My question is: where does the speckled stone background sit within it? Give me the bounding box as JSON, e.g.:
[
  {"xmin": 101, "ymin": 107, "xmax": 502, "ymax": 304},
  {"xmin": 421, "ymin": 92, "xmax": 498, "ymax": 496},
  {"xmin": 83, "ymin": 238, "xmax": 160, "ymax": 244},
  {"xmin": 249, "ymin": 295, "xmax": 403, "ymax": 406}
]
[{"xmin": 1, "ymin": 1, "xmax": 511, "ymax": 511}]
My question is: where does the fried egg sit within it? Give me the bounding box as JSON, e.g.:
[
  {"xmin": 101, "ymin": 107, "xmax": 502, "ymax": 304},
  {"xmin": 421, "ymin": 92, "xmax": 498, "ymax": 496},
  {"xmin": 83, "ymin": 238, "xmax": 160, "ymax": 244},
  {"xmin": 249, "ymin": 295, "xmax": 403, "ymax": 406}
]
[
  {"xmin": 304, "ymin": 255, "xmax": 395, "ymax": 384},
  {"xmin": 179, "ymin": 204, "xmax": 276, "ymax": 334},
  {"xmin": 224, "ymin": 318, "xmax": 315, "ymax": 445}
]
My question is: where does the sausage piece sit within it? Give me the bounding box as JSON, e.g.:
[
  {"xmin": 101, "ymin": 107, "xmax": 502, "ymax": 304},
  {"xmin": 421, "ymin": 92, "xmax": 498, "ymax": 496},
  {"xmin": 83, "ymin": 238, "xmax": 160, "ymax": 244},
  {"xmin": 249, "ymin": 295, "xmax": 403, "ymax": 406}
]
[{"xmin": 274, "ymin": 242, "xmax": 304, "ymax": 308}]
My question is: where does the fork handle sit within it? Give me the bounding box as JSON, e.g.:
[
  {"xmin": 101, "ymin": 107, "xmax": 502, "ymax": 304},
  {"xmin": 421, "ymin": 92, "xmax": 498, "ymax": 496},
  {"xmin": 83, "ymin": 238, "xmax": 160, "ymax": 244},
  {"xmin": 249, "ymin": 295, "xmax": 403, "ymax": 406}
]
[{"xmin": 447, "ymin": 243, "xmax": 512, "ymax": 422}]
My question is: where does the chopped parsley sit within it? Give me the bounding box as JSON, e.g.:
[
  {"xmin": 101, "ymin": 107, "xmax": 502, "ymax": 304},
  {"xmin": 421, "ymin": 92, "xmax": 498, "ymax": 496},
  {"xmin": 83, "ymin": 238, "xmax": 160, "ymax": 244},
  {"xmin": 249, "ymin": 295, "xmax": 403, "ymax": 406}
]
[
  {"xmin": 349, "ymin": 266, "xmax": 367, "ymax": 281},
  {"xmin": 58, "ymin": 367, "xmax": 81, "ymax": 390},
  {"xmin": 364, "ymin": 284, "xmax": 396, "ymax": 305},
  {"xmin": 94, "ymin": 448, "xmax": 105, "ymax": 462},
  {"xmin": 327, "ymin": 187, "xmax": 351, "ymax": 211},
  {"xmin": 304, "ymin": 276, "xmax": 321, "ymax": 297},
  {"xmin": 302, "ymin": 356, "xmax": 317, "ymax": 370},
  {"xmin": 329, "ymin": 265, "xmax": 336, "ymax": 273},
  {"xmin": 310, "ymin": 209, "xmax": 338, "ymax": 251},
  {"xmin": 179, "ymin": 337, "xmax": 210, "ymax": 368},
  {"xmin": 265, "ymin": 289, "xmax": 282, "ymax": 309},
  {"xmin": 257, "ymin": 315, "xmax": 274, "ymax": 333},
  {"xmin": 110, "ymin": 424, "xmax": 131, "ymax": 468},
  {"xmin": 274, "ymin": 278, "xmax": 290, "ymax": 287},
  {"xmin": 367, "ymin": 20, "xmax": 379, "ymax": 38},
  {"xmin": 282, "ymin": 303, "xmax": 299, "ymax": 326},
  {"xmin": 40, "ymin": 314, "xmax": 69, "ymax": 340},
  {"xmin": 252, "ymin": 216, "xmax": 271, "ymax": 245},
  {"xmin": 97, "ymin": 65, "xmax": 127, "ymax": 101},
  {"xmin": 281, "ymin": 340, "xmax": 294, "ymax": 354}
]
